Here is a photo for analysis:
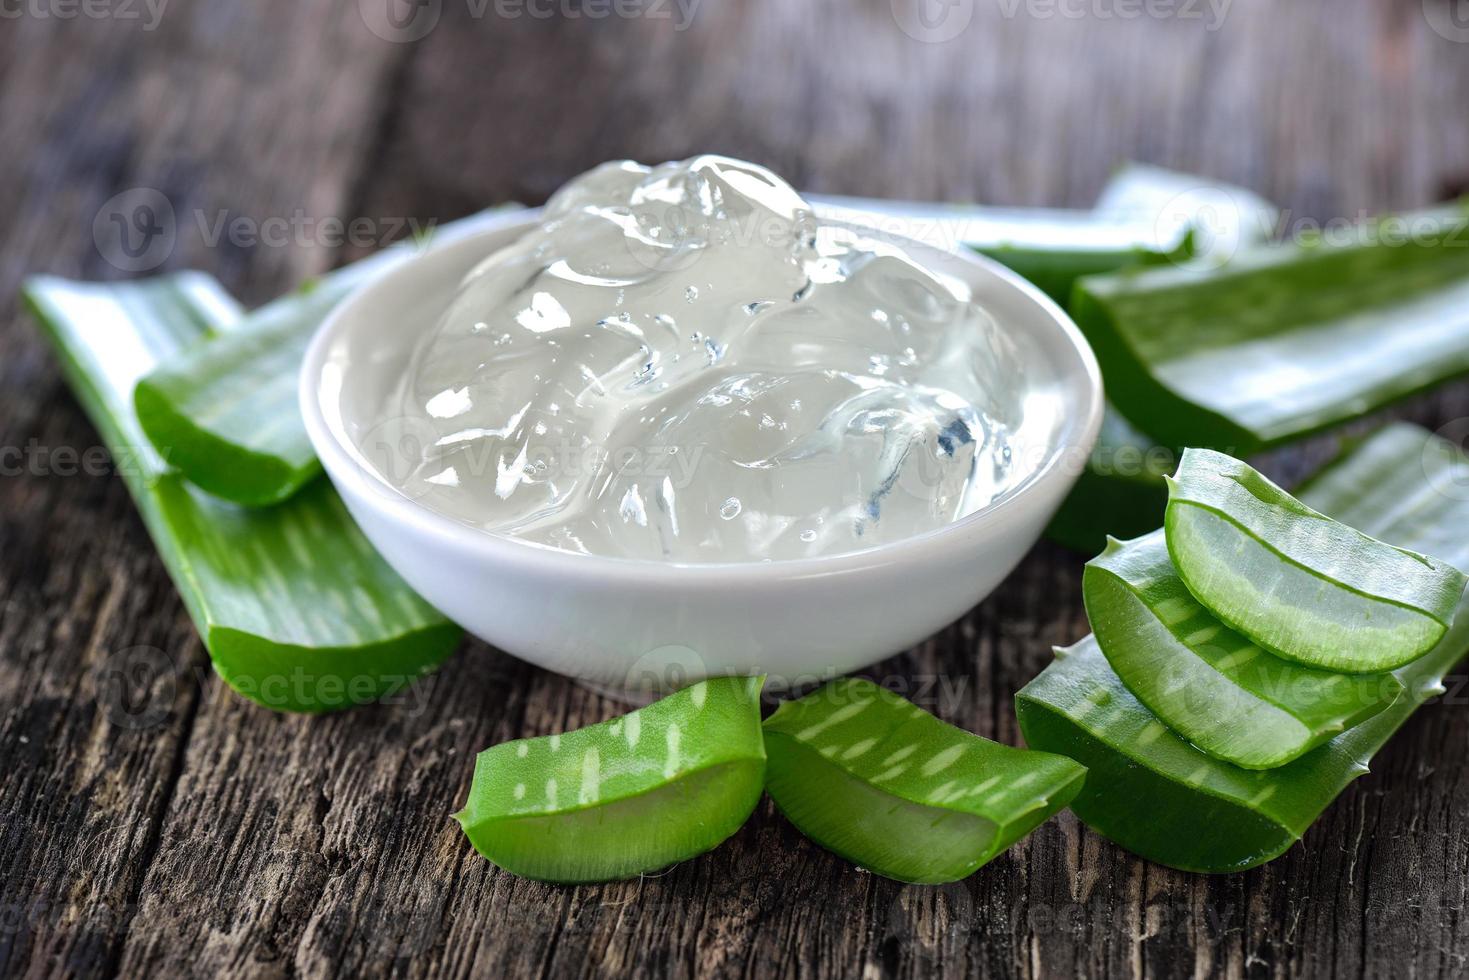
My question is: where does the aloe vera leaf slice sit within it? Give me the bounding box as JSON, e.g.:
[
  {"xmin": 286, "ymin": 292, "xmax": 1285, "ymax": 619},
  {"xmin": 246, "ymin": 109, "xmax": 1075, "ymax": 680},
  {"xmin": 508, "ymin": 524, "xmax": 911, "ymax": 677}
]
[
  {"xmin": 1165, "ymin": 447, "xmax": 1467, "ymax": 672},
  {"xmin": 1085, "ymin": 530, "xmax": 1403, "ymax": 769},
  {"xmin": 1073, "ymin": 203, "xmax": 1469, "ymax": 453},
  {"xmin": 1093, "ymin": 162, "xmax": 1281, "ymax": 262},
  {"xmin": 133, "ymin": 205, "xmax": 526, "ymax": 506},
  {"xmin": 453, "ymin": 676, "xmax": 766, "ymax": 883},
  {"xmin": 24, "ymin": 274, "xmax": 460, "ymax": 712},
  {"xmin": 1017, "ymin": 423, "xmax": 1469, "ymax": 872},
  {"xmin": 761, "ymin": 677, "xmax": 1085, "ymax": 884},
  {"xmin": 808, "ymin": 193, "xmax": 1189, "ymax": 304}
]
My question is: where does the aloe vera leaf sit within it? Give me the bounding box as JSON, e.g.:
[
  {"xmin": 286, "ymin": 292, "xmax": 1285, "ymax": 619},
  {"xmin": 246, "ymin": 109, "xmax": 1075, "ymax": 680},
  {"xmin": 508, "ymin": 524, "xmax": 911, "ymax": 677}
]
[
  {"xmin": 1166, "ymin": 447, "xmax": 1467, "ymax": 672},
  {"xmin": 133, "ymin": 205, "xmax": 526, "ymax": 505},
  {"xmin": 761, "ymin": 677, "xmax": 1085, "ymax": 884},
  {"xmin": 807, "ymin": 193, "xmax": 1188, "ymax": 304},
  {"xmin": 1016, "ymin": 423, "xmax": 1469, "ymax": 872},
  {"xmin": 24, "ymin": 274, "xmax": 460, "ymax": 712},
  {"xmin": 1073, "ymin": 204, "xmax": 1469, "ymax": 453},
  {"xmin": 1093, "ymin": 162, "xmax": 1281, "ymax": 262},
  {"xmin": 1085, "ymin": 530, "xmax": 1403, "ymax": 769},
  {"xmin": 453, "ymin": 676, "xmax": 766, "ymax": 883}
]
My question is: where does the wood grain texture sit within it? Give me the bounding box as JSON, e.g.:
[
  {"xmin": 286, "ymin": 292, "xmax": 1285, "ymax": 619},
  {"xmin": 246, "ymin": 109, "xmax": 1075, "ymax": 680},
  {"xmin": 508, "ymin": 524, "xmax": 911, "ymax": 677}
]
[{"xmin": 2, "ymin": 1, "xmax": 1468, "ymax": 977}]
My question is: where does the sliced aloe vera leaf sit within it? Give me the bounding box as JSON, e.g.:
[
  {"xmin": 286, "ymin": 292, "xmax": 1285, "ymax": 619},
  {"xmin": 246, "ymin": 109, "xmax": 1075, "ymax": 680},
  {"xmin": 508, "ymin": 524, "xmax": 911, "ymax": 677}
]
[
  {"xmin": 1166, "ymin": 447, "xmax": 1467, "ymax": 672},
  {"xmin": 133, "ymin": 205, "xmax": 526, "ymax": 505},
  {"xmin": 1073, "ymin": 203, "xmax": 1469, "ymax": 453},
  {"xmin": 1085, "ymin": 530, "xmax": 1403, "ymax": 769},
  {"xmin": 761, "ymin": 677, "xmax": 1085, "ymax": 884},
  {"xmin": 1093, "ymin": 162, "xmax": 1281, "ymax": 262},
  {"xmin": 453, "ymin": 676, "xmax": 766, "ymax": 883},
  {"xmin": 24, "ymin": 274, "xmax": 460, "ymax": 712},
  {"xmin": 1017, "ymin": 423, "xmax": 1469, "ymax": 872},
  {"xmin": 808, "ymin": 193, "xmax": 1188, "ymax": 304}
]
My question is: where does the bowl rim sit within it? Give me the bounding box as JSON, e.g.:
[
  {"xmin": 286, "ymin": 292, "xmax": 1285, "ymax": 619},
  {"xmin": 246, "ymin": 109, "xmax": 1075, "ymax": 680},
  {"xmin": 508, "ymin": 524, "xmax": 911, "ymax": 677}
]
[{"xmin": 300, "ymin": 212, "xmax": 1104, "ymax": 583}]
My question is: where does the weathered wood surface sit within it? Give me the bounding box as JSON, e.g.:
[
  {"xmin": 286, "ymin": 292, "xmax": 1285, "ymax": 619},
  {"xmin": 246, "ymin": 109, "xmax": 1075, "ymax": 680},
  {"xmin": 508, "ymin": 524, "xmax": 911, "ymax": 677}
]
[{"xmin": 2, "ymin": 2, "xmax": 1468, "ymax": 977}]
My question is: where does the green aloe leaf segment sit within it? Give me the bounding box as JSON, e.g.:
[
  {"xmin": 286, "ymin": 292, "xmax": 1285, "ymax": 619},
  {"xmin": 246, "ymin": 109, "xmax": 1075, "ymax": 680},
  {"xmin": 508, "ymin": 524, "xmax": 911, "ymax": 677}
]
[
  {"xmin": 133, "ymin": 206, "xmax": 526, "ymax": 506},
  {"xmin": 25, "ymin": 274, "xmax": 460, "ymax": 712},
  {"xmin": 1072, "ymin": 204, "xmax": 1469, "ymax": 454},
  {"xmin": 455, "ymin": 676, "xmax": 766, "ymax": 883},
  {"xmin": 763, "ymin": 677, "xmax": 1086, "ymax": 883},
  {"xmin": 1017, "ymin": 424, "xmax": 1469, "ymax": 872},
  {"xmin": 1085, "ymin": 530, "xmax": 1403, "ymax": 769},
  {"xmin": 1165, "ymin": 447, "xmax": 1466, "ymax": 673}
]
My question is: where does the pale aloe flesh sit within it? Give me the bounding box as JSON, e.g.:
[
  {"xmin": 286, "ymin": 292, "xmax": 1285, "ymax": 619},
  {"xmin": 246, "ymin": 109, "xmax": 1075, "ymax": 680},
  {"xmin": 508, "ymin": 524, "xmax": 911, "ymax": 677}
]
[
  {"xmin": 762, "ymin": 677, "xmax": 1085, "ymax": 883},
  {"xmin": 25, "ymin": 275, "xmax": 460, "ymax": 712},
  {"xmin": 1085, "ymin": 531, "xmax": 1403, "ymax": 769},
  {"xmin": 1017, "ymin": 424, "xmax": 1469, "ymax": 872},
  {"xmin": 1166, "ymin": 447, "xmax": 1466, "ymax": 672},
  {"xmin": 454, "ymin": 676, "xmax": 766, "ymax": 883},
  {"xmin": 133, "ymin": 206, "xmax": 526, "ymax": 506}
]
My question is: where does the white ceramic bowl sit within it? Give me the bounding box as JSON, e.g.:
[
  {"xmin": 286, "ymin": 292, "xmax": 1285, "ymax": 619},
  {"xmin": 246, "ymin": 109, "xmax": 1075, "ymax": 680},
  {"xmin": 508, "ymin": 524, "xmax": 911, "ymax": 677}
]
[{"xmin": 301, "ymin": 214, "xmax": 1103, "ymax": 694}]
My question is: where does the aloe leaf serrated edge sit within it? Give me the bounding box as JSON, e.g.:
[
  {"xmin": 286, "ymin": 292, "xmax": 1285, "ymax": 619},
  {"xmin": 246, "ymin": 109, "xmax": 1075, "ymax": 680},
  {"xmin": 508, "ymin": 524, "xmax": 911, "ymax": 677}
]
[{"xmin": 1017, "ymin": 423, "xmax": 1469, "ymax": 872}]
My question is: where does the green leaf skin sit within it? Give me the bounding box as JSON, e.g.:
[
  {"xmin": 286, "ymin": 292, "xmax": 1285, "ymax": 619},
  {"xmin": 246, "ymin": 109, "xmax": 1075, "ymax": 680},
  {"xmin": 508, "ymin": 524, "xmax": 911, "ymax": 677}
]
[
  {"xmin": 1045, "ymin": 407, "xmax": 1173, "ymax": 553},
  {"xmin": 1166, "ymin": 447, "xmax": 1467, "ymax": 672},
  {"xmin": 762, "ymin": 677, "xmax": 1086, "ymax": 884},
  {"xmin": 133, "ymin": 206, "xmax": 525, "ymax": 506},
  {"xmin": 1017, "ymin": 423, "xmax": 1469, "ymax": 872},
  {"xmin": 1072, "ymin": 203, "xmax": 1469, "ymax": 454},
  {"xmin": 1046, "ymin": 166, "xmax": 1279, "ymax": 553},
  {"xmin": 1085, "ymin": 531, "xmax": 1403, "ymax": 769},
  {"xmin": 454, "ymin": 676, "xmax": 766, "ymax": 883},
  {"xmin": 24, "ymin": 274, "xmax": 460, "ymax": 712}
]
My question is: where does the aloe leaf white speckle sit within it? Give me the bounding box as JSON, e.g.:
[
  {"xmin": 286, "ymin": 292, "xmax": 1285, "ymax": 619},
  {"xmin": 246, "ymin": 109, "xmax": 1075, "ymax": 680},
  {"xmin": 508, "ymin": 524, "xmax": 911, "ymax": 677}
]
[
  {"xmin": 762, "ymin": 677, "xmax": 1085, "ymax": 884},
  {"xmin": 454, "ymin": 676, "xmax": 765, "ymax": 883}
]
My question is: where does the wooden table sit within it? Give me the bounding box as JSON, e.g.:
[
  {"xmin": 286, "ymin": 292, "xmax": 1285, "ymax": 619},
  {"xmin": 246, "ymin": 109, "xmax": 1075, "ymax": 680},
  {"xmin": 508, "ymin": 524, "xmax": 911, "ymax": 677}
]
[{"xmin": 3, "ymin": 2, "xmax": 1468, "ymax": 977}]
